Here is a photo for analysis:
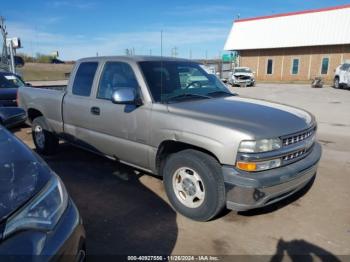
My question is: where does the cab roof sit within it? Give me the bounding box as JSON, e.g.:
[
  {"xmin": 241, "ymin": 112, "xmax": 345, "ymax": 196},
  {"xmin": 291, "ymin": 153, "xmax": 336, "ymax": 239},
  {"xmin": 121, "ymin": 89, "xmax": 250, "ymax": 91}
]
[{"xmin": 77, "ymin": 55, "xmax": 193, "ymax": 63}]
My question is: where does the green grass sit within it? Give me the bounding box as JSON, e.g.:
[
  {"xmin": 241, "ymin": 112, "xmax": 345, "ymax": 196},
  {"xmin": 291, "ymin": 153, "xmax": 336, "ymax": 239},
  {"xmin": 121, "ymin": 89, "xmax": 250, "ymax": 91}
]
[{"xmin": 19, "ymin": 63, "xmax": 74, "ymax": 81}]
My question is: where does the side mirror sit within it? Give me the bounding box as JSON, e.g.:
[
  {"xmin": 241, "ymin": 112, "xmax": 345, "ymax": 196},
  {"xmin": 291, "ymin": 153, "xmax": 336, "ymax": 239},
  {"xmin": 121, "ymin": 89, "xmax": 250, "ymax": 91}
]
[
  {"xmin": 207, "ymin": 74, "xmax": 217, "ymax": 81},
  {"xmin": 111, "ymin": 88, "xmax": 141, "ymax": 105}
]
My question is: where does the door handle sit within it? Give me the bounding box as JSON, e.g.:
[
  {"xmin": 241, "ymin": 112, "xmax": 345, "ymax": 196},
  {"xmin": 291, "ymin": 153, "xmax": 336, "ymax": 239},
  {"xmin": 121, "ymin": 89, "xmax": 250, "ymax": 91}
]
[{"xmin": 90, "ymin": 106, "xmax": 100, "ymax": 115}]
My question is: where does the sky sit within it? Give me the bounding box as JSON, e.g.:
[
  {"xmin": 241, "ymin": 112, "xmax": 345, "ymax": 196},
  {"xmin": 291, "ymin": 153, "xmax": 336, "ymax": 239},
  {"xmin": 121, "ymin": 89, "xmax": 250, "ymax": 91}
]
[{"xmin": 2, "ymin": 0, "xmax": 350, "ymax": 60}]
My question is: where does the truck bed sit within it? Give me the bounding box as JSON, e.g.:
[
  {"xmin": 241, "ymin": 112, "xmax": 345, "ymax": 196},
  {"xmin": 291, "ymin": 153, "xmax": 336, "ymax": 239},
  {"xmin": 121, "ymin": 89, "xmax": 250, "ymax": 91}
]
[
  {"xmin": 18, "ymin": 86, "xmax": 66, "ymax": 133},
  {"xmin": 30, "ymin": 84, "xmax": 67, "ymax": 91}
]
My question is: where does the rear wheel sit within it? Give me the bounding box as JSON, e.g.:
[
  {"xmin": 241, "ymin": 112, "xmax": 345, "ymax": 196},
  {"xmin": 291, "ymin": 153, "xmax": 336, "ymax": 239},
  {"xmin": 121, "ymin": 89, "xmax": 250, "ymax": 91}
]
[
  {"xmin": 163, "ymin": 149, "xmax": 226, "ymax": 221},
  {"xmin": 32, "ymin": 117, "xmax": 59, "ymax": 155}
]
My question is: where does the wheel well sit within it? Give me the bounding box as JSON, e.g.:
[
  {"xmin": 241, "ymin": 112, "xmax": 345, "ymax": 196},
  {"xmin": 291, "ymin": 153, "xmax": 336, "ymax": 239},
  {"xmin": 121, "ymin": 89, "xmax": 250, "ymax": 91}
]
[
  {"xmin": 156, "ymin": 140, "xmax": 220, "ymax": 176},
  {"xmin": 27, "ymin": 108, "xmax": 43, "ymax": 122}
]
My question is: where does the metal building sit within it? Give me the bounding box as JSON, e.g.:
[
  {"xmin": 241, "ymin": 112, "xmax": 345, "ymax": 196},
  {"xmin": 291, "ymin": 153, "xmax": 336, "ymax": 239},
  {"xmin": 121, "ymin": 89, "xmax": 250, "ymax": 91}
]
[{"xmin": 224, "ymin": 4, "xmax": 350, "ymax": 83}]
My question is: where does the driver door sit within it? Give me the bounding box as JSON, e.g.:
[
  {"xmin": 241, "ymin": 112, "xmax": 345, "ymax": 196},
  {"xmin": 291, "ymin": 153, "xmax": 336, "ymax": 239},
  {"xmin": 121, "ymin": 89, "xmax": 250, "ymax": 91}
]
[{"xmin": 87, "ymin": 61, "xmax": 150, "ymax": 169}]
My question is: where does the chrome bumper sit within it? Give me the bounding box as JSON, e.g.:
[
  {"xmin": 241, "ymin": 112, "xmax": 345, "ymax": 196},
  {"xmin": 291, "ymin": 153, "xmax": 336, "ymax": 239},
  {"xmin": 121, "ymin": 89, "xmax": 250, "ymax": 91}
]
[{"xmin": 223, "ymin": 142, "xmax": 322, "ymax": 211}]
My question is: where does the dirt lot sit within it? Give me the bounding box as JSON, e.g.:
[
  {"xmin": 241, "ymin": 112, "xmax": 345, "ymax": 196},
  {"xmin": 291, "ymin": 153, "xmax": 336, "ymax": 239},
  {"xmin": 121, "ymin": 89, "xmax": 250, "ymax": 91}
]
[{"xmin": 13, "ymin": 84, "xmax": 350, "ymax": 259}]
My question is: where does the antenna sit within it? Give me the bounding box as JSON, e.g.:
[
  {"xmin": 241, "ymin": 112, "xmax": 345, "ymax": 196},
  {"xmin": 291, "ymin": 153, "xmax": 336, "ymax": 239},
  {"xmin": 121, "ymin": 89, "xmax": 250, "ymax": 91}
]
[
  {"xmin": 160, "ymin": 30, "xmax": 163, "ymax": 57},
  {"xmin": 160, "ymin": 30, "xmax": 163, "ymax": 103}
]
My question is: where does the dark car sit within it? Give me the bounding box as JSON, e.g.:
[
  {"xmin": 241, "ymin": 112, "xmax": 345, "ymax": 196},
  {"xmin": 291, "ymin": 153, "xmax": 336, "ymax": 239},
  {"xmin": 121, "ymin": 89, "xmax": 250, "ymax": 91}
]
[
  {"xmin": 0, "ymin": 71, "xmax": 26, "ymax": 107},
  {"xmin": 0, "ymin": 107, "xmax": 26, "ymax": 128},
  {"xmin": 51, "ymin": 58, "xmax": 65, "ymax": 64},
  {"xmin": 0, "ymin": 126, "xmax": 86, "ymax": 260}
]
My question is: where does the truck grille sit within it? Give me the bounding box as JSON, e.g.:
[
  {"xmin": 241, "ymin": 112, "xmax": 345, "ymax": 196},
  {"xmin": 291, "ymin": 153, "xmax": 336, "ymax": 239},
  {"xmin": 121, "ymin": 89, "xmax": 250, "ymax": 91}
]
[
  {"xmin": 283, "ymin": 149, "xmax": 307, "ymax": 161},
  {"xmin": 282, "ymin": 127, "xmax": 316, "ymax": 147},
  {"xmin": 236, "ymin": 75, "xmax": 251, "ymax": 80}
]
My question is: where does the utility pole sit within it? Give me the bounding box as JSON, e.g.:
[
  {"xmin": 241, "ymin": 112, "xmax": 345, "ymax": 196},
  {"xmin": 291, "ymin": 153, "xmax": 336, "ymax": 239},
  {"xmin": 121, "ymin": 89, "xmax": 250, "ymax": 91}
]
[
  {"xmin": 0, "ymin": 16, "xmax": 9, "ymax": 71},
  {"xmin": 171, "ymin": 47, "xmax": 178, "ymax": 57},
  {"xmin": 149, "ymin": 49, "xmax": 152, "ymax": 56},
  {"xmin": 189, "ymin": 49, "xmax": 192, "ymax": 60}
]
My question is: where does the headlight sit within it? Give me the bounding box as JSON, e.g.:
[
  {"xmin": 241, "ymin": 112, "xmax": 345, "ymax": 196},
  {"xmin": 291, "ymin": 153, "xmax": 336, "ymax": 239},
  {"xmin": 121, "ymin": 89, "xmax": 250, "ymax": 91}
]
[
  {"xmin": 238, "ymin": 138, "xmax": 281, "ymax": 153},
  {"xmin": 4, "ymin": 175, "xmax": 68, "ymax": 238}
]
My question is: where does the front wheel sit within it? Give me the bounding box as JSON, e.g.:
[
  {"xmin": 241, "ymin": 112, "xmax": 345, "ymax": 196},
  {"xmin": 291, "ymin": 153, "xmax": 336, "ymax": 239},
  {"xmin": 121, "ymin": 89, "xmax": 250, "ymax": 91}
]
[
  {"xmin": 334, "ymin": 77, "xmax": 340, "ymax": 89},
  {"xmin": 32, "ymin": 117, "xmax": 59, "ymax": 155},
  {"xmin": 163, "ymin": 150, "xmax": 226, "ymax": 221}
]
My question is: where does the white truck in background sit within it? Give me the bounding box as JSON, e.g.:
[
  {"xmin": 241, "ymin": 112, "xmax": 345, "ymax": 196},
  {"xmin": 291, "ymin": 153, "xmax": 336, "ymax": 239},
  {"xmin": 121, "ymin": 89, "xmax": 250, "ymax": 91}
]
[{"xmin": 334, "ymin": 62, "xmax": 350, "ymax": 89}]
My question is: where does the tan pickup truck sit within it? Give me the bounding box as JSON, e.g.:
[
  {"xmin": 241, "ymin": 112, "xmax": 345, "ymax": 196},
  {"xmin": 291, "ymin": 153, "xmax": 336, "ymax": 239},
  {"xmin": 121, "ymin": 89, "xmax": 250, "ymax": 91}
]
[{"xmin": 19, "ymin": 56, "xmax": 322, "ymax": 221}]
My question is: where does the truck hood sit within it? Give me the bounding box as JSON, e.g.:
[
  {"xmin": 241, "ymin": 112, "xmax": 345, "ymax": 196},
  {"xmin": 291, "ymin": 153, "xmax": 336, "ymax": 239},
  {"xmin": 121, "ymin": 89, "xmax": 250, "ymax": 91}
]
[
  {"xmin": 0, "ymin": 127, "xmax": 50, "ymax": 224},
  {"xmin": 167, "ymin": 96, "xmax": 314, "ymax": 138}
]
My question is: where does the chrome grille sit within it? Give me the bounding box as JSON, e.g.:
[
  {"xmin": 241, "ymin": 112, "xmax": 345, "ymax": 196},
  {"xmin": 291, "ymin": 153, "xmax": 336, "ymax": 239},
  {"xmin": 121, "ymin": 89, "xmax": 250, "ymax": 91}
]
[
  {"xmin": 282, "ymin": 128, "xmax": 315, "ymax": 147},
  {"xmin": 283, "ymin": 149, "xmax": 307, "ymax": 161}
]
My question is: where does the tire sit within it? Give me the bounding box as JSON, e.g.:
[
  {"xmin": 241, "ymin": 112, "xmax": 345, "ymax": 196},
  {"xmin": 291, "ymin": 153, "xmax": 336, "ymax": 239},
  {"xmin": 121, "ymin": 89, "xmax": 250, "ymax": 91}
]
[
  {"xmin": 334, "ymin": 77, "xmax": 340, "ymax": 89},
  {"xmin": 163, "ymin": 149, "xmax": 226, "ymax": 221},
  {"xmin": 32, "ymin": 117, "xmax": 59, "ymax": 155}
]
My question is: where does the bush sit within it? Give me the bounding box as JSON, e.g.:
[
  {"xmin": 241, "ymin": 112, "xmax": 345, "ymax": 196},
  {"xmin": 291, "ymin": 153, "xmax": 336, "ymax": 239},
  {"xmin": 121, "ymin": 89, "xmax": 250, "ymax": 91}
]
[{"xmin": 35, "ymin": 53, "xmax": 54, "ymax": 63}]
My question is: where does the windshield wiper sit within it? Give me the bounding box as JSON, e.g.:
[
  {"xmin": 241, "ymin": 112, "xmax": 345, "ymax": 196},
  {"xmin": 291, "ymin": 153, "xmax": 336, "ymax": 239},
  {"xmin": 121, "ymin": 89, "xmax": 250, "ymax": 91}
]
[
  {"xmin": 206, "ymin": 91, "xmax": 236, "ymax": 97},
  {"xmin": 165, "ymin": 93, "xmax": 211, "ymax": 103}
]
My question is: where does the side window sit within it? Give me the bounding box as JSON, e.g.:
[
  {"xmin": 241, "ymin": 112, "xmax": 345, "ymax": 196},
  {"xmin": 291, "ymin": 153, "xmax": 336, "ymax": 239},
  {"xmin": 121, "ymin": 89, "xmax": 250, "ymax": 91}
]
[
  {"xmin": 267, "ymin": 59, "xmax": 273, "ymax": 75},
  {"xmin": 97, "ymin": 62, "xmax": 138, "ymax": 100},
  {"xmin": 321, "ymin": 57, "xmax": 329, "ymax": 75},
  {"xmin": 291, "ymin": 58, "xmax": 299, "ymax": 75},
  {"xmin": 72, "ymin": 62, "xmax": 98, "ymax": 96}
]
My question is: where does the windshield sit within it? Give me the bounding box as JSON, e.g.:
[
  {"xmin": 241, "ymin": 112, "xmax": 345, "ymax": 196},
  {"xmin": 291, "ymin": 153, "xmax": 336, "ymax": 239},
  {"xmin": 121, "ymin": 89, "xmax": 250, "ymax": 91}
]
[
  {"xmin": 234, "ymin": 68, "xmax": 252, "ymax": 73},
  {"xmin": 0, "ymin": 74, "xmax": 26, "ymax": 89},
  {"xmin": 139, "ymin": 61, "xmax": 231, "ymax": 103}
]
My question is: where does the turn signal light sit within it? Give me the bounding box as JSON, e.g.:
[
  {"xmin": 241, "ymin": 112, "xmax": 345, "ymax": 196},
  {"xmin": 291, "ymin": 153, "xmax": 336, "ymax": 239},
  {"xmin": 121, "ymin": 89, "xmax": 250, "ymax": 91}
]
[
  {"xmin": 236, "ymin": 158, "xmax": 282, "ymax": 172},
  {"xmin": 237, "ymin": 162, "xmax": 257, "ymax": 171}
]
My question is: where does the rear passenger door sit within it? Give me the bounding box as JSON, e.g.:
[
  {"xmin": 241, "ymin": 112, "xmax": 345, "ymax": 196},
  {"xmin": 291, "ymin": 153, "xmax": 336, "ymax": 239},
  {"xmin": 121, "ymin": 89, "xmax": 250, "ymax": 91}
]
[
  {"xmin": 339, "ymin": 64, "xmax": 349, "ymax": 85},
  {"xmin": 345, "ymin": 64, "xmax": 350, "ymax": 86},
  {"xmin": 62, "ymin": 61, "xmax": 99, "ymax": 147}
]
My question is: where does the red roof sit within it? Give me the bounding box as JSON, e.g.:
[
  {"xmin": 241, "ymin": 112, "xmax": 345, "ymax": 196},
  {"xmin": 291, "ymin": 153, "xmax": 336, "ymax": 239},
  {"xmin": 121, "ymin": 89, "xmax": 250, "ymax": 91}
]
[{"xmin": 235, "ymin": 4, "xmax": 350, "ymax": 23}]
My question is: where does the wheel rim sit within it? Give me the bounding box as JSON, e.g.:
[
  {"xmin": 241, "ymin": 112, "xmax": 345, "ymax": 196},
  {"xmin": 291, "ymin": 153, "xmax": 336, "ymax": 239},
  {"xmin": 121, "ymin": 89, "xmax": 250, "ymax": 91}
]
[
  {"xmin": 34, "ymin": 125, "xmax": 45, "ymax": 149},
  {"xmin": 172, "ymin": 167, "xmax": 205, "ymax": 208}
]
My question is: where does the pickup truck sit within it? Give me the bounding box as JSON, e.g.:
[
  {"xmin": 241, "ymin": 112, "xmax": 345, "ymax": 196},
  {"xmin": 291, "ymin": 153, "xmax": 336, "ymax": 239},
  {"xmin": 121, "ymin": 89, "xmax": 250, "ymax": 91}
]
[{"xmin": 19, "ymin": 56, "xmax": 322, "ymax": 221}]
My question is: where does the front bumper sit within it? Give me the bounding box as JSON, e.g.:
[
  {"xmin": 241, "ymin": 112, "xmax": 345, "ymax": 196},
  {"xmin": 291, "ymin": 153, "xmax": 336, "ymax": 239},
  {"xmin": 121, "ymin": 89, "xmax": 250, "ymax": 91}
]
[
  {"xmin": 2, "ymin": 113, "xmax": 26, "ymax": 129},
  {"xmin": 232, "ymin": 78, "xmax": 255, "ymax": 85},
  {"xmin": 0, "ymin": 199, "xmax": 86, "ymax": 261},
  {"xmin": 223, "ymin": 142, "xmax": 322, "ymax": 211}
]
